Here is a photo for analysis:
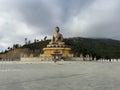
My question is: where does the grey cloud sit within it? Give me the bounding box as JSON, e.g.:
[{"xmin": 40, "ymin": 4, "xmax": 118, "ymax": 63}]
[
  {"xmin": 0, "ymin": 0, "xmax": 120, "ymax": 51},
  {"xmin": 11, "ymin": 0, "xmax": 95, "ymax": 34}
]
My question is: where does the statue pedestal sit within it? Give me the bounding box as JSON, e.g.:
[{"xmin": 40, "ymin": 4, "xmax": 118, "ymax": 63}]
[
  {"xmin": 47, "ymin": 42, "xmax": 66, "ymax": 48},
  {"xmin": 40, "ymin": 47, "xmax": 73, "ymax": 60}
]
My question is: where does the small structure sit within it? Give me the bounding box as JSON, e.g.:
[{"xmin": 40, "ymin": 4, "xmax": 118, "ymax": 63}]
[
  {"xmin": 40, "ymin": 27, "xmax": 73, "ymax": 60},
  {"xmin": 51, "ymin": 50, "xmax": 62, "ymax": 62}
]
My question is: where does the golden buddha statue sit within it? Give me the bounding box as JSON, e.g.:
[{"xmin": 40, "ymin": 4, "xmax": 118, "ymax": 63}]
[
  {"xmin": 47, "ymin": 27, "xmax": 65, "ymax": 47},
  {"xmin": 40, "ymin": 26, "xmax": 73, "ymax": 59},
  {"xmin": 51, "ymin": 27, "xmax": 63, "ymax": 43}
]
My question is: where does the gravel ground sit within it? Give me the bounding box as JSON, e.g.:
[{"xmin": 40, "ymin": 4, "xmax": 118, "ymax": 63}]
[{"xmin": 0, "ymin": 61, "xmax": 120, "ymax": 90}]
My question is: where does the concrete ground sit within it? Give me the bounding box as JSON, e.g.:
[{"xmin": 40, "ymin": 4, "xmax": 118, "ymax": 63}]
[{"xmin": 0, "ymin": 61, "xmax": 120, "ymax": 90}]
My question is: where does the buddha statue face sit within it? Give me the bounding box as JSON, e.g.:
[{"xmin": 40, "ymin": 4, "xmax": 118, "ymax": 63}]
[{"xmin": 55, "ymin": 27, "xmax": 60, "ymax": 33}]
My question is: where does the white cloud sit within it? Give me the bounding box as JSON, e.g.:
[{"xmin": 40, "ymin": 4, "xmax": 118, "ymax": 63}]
[{"xmin": 0, "ymin": 10, "xmax": 42, "ymax": 51}]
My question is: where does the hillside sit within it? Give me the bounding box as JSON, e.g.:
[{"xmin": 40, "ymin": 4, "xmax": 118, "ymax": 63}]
[{"xmin": 22, "ymin": 37, "xmax": 120, "ymax": 59}]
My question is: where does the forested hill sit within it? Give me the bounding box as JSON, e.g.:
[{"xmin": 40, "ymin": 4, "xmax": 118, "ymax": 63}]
[{"xmin": 22, "ymin": 37, "xmax": 120, "ymax": 59}]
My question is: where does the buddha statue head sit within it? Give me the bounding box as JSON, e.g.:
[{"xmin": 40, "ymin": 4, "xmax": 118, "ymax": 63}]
[{"xmin": 55, "ymin": 27, "xmax": 60, "ymax": 33}]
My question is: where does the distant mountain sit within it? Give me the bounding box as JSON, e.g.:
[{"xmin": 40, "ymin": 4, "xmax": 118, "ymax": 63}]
[
  {"xmin": 22, "ymin": 37, "xmax": 120, "ymax": 59},
  {"xmin": 1, "ymin": 37, "xmax": 120, "ymax": 59}
]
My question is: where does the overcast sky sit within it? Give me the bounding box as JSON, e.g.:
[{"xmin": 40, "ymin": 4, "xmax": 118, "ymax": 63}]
[{"xmin": 0, "ymin": 0, "xmax": 120, "ymax": 51}]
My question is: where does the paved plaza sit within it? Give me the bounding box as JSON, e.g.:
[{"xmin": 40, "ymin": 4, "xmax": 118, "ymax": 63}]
[{"xmin": 0, "ymin": 61, "xmax": 120, "ymax": 90}]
